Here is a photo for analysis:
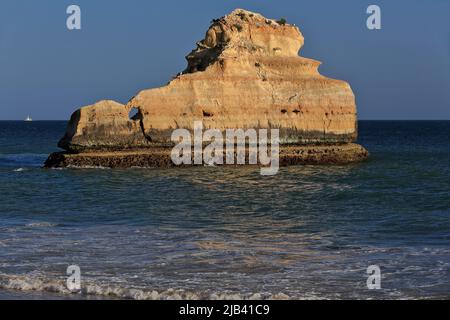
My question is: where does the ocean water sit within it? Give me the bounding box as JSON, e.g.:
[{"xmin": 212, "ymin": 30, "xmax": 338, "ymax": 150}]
[{"xmin": 0, "ymin": 120, "xmax": 449, "ymax": 300}]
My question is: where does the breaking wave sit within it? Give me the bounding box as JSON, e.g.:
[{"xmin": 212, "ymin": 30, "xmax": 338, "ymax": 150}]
[
  {"xmin": 25, "ymin": 222, "xmax": 58, "ymax": 228},
  {"xmin": 0, "ymin": 273, "xmax": 294, "ymax": 300}
]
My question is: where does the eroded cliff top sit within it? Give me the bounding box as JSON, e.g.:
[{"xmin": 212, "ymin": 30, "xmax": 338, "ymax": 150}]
[{"xmin": 185, "ymin": 9, "xmax": 305, "ymax": 73}]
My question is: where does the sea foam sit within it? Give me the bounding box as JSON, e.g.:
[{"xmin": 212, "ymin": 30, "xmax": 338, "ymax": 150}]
[{"xmin": 0, "ymin": 273, "xmax": 293, "ymax": 300}]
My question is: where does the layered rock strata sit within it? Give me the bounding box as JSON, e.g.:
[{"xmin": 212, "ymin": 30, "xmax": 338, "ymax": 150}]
[
  {"xmin": 46, "ymin": 9, "xmax": 368, "ymax": 168},
  {"xmin": 45, "ymin": 144, "xmax": 368, "ymax": 169}
]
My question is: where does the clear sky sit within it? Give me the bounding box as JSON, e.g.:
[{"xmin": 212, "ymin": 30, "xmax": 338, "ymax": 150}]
[{"xmin": 0, "ymin": 0, "xmax": 449, "ymax": 120}]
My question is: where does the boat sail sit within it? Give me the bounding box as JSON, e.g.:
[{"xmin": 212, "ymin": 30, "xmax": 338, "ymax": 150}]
[{"xmin": 24, "ymin": 115, "xmax": 33, "ymax": 122}]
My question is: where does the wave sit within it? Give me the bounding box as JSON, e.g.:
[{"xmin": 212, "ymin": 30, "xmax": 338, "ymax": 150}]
[
  {"xmin": 0, "ymin": 273, "xmax": 293, "ymax": 300},
  {"xmin": 66, "ymin": 165, "xmax": 111, "ymax": 170},
  {"xmin": 47, "ymin": 165, "xmax": 112, "ymax": 170},
  {"xmin": 25, "ymin": 222, "xmax": 58, "ymax": 228}
]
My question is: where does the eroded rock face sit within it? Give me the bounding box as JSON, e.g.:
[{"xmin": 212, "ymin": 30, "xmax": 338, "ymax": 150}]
[
  {"xmin": 58, "ymin": 100, "xmax": 149, "ymax": 151},
  {"xmin": 59, "ymin": 9, "xmax": 358, "ymax": 152}
]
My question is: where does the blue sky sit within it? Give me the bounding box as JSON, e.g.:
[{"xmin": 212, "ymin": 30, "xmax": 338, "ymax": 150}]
[{"xmin": 0, "ymin": 0, "xmax": 449, "ymax": 120}]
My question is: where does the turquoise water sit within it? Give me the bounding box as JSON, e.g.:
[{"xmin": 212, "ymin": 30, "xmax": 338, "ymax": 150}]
[{"xmin": 0, "ymin": 121, "xmax": 449, "ymax": 299}]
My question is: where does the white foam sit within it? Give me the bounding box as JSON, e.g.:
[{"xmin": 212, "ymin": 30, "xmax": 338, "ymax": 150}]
[
  {"xmin": 66, "ymin": 165, "xmax": 111, "ymax": 170},
  {"xmin": 0, "ymin": 273, "xmax": 293, "ymax": 300},
  {"xmin": 25, "ymin": 222, "xmax": 57, "ymax": 228}
]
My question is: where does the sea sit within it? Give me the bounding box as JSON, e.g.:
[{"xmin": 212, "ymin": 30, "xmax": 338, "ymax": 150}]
[{"xmin": 0, "ymin": 120, "xmax": 449, "ymax": 300}]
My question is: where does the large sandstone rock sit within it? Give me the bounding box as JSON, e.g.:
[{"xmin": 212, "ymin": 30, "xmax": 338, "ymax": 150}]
[{"xmin": 59, "ymin": 9, "xmax": 359, "ymax": 152}]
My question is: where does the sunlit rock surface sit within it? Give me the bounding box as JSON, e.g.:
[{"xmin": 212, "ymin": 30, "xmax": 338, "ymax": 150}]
[{"xmin": 48, "ymin": 9, "xmax": 368, "ymax": 167}]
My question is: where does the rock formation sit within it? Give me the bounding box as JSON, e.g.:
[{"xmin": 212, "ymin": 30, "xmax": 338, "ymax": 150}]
[
  {"xmin": 58, "ymin": 100, "xmax": 150, "ymax": 151},
  {"xmin": 46, "ymin": 9, "xmax": 368, "ymax": 168}
]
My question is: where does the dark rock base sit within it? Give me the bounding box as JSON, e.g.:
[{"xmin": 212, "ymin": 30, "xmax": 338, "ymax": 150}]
[{"xmin": 44, "ymin": 144, "xmax": 369, "ymax": 169}]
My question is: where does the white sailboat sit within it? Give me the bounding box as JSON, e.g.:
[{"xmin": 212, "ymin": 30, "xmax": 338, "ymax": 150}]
[{"xmin": 24, "ymin": 115, "xmax": 33, "ymax": 122}]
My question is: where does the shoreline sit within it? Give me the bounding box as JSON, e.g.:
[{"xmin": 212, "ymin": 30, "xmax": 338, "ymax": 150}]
[{"xmin": 0, "ymin": 289, "xmax": 88, "ymax": 300}]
